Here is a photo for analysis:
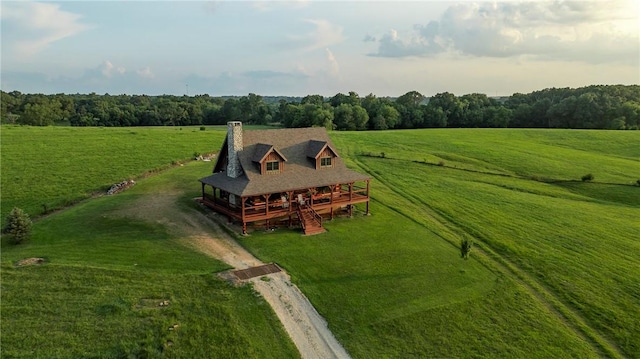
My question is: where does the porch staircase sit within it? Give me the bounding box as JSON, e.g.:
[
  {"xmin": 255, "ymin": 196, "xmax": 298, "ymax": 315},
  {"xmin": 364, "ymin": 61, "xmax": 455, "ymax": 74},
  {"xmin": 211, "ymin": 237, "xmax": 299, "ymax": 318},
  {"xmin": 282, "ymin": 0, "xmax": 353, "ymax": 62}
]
[{"xmin": 297, "ymin": 205, "xmax": 326, "ymax": 236}]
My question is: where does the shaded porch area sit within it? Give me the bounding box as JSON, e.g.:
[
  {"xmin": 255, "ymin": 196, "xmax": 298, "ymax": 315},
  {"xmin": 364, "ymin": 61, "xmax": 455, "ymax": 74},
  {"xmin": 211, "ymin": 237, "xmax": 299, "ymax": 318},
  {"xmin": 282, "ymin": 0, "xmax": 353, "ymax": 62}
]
[{"xmin": 199, "ymin": 180, "xmax": 370, "ymax": 234}]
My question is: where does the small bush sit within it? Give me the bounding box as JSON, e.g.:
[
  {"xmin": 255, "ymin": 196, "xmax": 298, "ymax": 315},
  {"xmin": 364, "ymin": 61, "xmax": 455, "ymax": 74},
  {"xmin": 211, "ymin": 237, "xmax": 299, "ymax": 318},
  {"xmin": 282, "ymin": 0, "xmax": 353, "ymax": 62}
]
[
  {"xmin": 380, "ymin": 152, "xmax": 386, "ymax": 158},
  {"xmin": 200, "ymin": 126, "xmax": 206, "ymax": 131},
  {"xmin": 3, "ymin": 207, "xmax": 33, "ymax": 245},
  {"xmin": 437, "ymin": 161, "xmax": 446, "ymax": 166},
  {"xmin": 581, "ymin": 173, "xmax": 594, "ymax": 182},
  {"xmin": 636, "ymin": 179, "xmax": 640, "ymax": 187},
  {"xmin": 460, "ymin": 238, "xmax": 473, "ymax": 260}
]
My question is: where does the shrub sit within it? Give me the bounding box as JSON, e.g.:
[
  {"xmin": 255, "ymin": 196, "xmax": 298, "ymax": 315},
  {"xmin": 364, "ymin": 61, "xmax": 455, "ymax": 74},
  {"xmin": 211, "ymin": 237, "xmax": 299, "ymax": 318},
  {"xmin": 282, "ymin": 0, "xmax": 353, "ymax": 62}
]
[
  {"xmin": 460, "ymin": 238, "xmax": 473, "ymax": 260},
  {"xmin": 200, "ymin": 126, "xmax": 206, "ymax": 131},
  {"xmin": 581, "ymin": 173, "xmax": 594, "ymax": 182},
  {"xmin": 636, "ymin": 179, "xmax": 640, "ymax": 187},
  {"xmin": 437, "ymin": 161, "xmax": 446, "ymax": 166},
  {"xmin": 3, "ymin": 207, "xmax": 33, "ymax": 245}
]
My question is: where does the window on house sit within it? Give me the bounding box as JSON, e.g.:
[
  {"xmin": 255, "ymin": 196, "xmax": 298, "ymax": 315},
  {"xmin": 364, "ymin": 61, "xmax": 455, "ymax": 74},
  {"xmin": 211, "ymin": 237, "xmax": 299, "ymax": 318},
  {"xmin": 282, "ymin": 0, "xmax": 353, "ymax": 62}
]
[
  {"xmin": 266, "ymin": 160, "xmax": 280, "ymax": 173},
  {"xmin": 320, "ymin": 156, "xmax": 332, "ymax": 168}
]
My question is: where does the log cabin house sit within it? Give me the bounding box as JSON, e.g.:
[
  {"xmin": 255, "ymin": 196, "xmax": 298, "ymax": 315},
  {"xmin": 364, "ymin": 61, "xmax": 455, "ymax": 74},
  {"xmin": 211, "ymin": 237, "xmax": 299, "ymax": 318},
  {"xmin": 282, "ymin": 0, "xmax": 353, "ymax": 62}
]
[{"xmin": 199, "ymin": 122, "xmax": 370, "ymax": 235}]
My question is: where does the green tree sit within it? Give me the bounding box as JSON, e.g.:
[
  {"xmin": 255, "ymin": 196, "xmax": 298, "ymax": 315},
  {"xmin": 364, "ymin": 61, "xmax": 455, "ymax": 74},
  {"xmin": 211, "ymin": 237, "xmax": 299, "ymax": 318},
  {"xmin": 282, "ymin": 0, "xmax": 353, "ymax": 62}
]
[
  {"xmin": 221, "ymin": 98, "xmax": 241, "ymax": 122},
  {"xmin": 301, "ymin": 94, "xmax": 325, "ymax": 106},
  {"xmin": 281, "ymin": 103, "xmax": 303, "ymax": 128},
  {"xmin": 333, "ymin": 104, "xmax": 368, "ymax": 130},
  {"xmin": 3, "ymin": 207, "xmax": 33, "ymax": 245},
  {"xmin": 333, "ymin": 103, "xmax": 355, "ymax": 130},
  {"xmin": 460, "ymin": 238, "xmax": 472, "ymax": 260},
  {"xmin": 375, "ymin": 104, "xmax": 400, "ymax": 129},
  {"xmin": 423, "ymin": 106, "xmax": 447, "ymax": 128},
  {"xmin": 429, "ymin": 92, "xmax": 464, "ymax": 127},
  {"xmin": 1, "ymin": 91, "xmax": 21, "ymax": 123},
  {"xmin": 396, "ymin": 90, "xmax": 425, "ymax": 108},
  {"xmin": 620, "ymin": 101, "xmax": 640, "ymax": 129}
]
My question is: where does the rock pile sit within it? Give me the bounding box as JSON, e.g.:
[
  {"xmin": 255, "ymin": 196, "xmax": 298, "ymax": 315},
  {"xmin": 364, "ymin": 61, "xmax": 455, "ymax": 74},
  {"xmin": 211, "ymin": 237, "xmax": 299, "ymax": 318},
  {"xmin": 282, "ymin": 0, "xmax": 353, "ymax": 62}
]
[
  {"xmin": 16, "ymin": 257, "xmax": 45, "ymax": 266},
  {"xmin": 195, "ymin": 153, "xmax": 216, "ymax": 162},
  {"xmin": 107, "ymin": 180, "xmax": 135, "ymax": 195}
]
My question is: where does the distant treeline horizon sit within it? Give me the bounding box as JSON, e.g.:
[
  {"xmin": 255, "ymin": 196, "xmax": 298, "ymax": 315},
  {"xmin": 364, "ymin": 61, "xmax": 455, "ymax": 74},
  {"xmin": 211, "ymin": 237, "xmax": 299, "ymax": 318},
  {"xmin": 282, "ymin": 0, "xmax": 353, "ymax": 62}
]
[{"xmin": 2, "ymin": 84, "xmax": 639, "ymax": 130}]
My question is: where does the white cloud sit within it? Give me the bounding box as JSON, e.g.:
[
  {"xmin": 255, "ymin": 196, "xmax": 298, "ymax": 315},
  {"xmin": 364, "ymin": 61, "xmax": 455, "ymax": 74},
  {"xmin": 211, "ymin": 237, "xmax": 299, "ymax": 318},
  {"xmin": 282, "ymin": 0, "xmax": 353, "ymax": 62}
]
[
  {"xmin": 305, "ymin": 19, "xmax": 344, "ymax": 51},
  {"xmin": 1, "ymin": 1, "xmax": 90, "ymax": 57},
  {"xmin": 368, "ymin": 0, "xmax": 639, "ymax": 65},
  {"xmin": 280, "ymin": 18, "xmax": 344, "ymax": 51},
  {"xmin": 251, "ymin": 0, "xmax": 310, "ymax": 12},
  {"xmin": 136, "ymin": 67, "xmax": 155, "ymax": 79},
  {"xmin": 202, "ymin": 1, "xmax": 222, "ymax": 14},
  {"xmin": 325, "ymin": 48, "xmax": 340, "ymax": 78},
  {"xmin": 363, "ymin": 34, "xmax": 376, "ymax": 42},
  {"xmin": 101, "ymin": 61, "xmax": 126, "ymax": 78}
]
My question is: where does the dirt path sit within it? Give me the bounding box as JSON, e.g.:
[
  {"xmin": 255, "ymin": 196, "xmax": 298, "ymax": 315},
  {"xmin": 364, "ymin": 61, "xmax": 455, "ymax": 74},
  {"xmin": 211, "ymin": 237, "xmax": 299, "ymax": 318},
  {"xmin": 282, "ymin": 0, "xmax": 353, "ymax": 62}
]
[
  {"xmin": 186, "ymin": 223, "xmax": 350, "ymax": 359},
  {"xmin": 118, "ymin": 194, "xmax": 350, "ymax": 359}
]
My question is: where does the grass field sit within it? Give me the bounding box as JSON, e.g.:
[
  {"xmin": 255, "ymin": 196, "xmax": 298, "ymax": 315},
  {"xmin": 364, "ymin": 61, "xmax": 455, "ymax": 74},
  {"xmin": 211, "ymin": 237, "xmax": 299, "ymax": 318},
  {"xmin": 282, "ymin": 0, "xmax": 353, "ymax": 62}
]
[
  {"xmin": 0, "ymin": 125, "xmax": 227, "ymax": 225},
  {"xmin": 2, "ymin": 126, "xmax": 639, "ymax": 358},
  {"xmin": 240, "ymin": 129, "xmax": 639, "ymax": 358},
  {"xmin": 1, "ymin": 157, "xmax": 299, "ymax": 358}
]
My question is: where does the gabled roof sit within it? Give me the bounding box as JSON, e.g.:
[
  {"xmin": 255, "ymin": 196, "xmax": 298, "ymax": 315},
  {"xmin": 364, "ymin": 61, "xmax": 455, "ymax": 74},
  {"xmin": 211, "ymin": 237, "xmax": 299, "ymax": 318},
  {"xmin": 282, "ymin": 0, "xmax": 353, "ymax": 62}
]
[
  {"xmin": 252, "ymin": 143, "xmax": 288, "ymax": 163},
  {"xmin": 200, "ymin": 127, "xmax": 370, "ymax": 197},
  {"xmin": 306, "ymin": 140, "xmax": 339, "ymax": 159}
]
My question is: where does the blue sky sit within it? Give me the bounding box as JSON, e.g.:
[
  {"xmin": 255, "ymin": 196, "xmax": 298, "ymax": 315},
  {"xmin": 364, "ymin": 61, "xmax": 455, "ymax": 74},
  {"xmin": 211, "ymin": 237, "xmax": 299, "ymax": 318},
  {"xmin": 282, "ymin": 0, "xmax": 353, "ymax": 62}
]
[{"xmin": 1, "ymin": 0, "xmax": 638, "ymax": 97}]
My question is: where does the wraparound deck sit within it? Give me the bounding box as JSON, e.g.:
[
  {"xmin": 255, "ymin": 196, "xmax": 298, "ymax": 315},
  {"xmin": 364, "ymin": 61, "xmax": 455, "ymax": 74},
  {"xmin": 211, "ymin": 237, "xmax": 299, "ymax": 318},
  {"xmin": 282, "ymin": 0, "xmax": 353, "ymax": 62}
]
[{"xmin": 199, "ymin": 181, "xmax": 370, "ymax": 234}]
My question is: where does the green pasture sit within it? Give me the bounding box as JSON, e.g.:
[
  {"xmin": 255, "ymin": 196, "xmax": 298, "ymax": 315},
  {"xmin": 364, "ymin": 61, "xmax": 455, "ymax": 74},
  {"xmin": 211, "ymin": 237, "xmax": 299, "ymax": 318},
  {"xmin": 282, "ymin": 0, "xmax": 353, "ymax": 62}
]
[
  {"xmin": 0, "ymin": 125, "xmax": 226, "ymax": 225},
  {"xmin": 242, "ymin": 129, "xmax": 639, "ymax": 357},
  {"xmin": 1, "ymin": 126, "xmax": 639, "ymax": 358},
  {"xmin": 335, "ymin": 129, "xmax": 640, "ymax": 183},
  {"xmin": 1, "ymin": 160, "xmax": 299, "ymax": 358},
  {"xmin": 241, "ymin": 203, "xmax": 597, "ymax": 358},
  {"xmin": 335, "ymin": 129, "xmax": 639, "ymax": 357}
]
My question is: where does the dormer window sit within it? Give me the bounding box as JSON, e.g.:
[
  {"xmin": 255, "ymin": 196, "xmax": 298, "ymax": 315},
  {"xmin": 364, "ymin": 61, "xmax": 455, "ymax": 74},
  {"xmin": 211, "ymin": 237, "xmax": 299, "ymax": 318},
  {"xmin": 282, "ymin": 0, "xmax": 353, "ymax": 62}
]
[
  {"xmin": 252, "ymin": 143, "xmax": 287, "ymax": 175},
  {"xmin": 266, "ymin": 160, "xmax": 280, "ymax": 173},
  {"xmin": 307, "ymin": 140, "xmax": 339, "ymax": 170}
]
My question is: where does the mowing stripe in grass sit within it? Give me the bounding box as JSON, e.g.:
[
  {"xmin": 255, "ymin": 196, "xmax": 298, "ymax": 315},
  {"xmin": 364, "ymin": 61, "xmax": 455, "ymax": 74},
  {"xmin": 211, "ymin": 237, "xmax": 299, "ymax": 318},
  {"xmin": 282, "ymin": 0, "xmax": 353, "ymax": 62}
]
[
  {"xmin": 354, "ymin": 154, "xmax": 636, "ymax": 358},
  {"xmin": 351, "ymin": 154, "xmax": 626, "ymax": 359}
]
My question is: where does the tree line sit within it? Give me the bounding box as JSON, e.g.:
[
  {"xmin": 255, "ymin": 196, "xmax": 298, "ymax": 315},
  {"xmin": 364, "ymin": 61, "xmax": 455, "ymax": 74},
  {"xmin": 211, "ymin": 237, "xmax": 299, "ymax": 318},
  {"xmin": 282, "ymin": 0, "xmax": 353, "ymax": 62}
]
[{"xmin": 2, "ymin": 85, "xmax": 638, "ymax": 130}]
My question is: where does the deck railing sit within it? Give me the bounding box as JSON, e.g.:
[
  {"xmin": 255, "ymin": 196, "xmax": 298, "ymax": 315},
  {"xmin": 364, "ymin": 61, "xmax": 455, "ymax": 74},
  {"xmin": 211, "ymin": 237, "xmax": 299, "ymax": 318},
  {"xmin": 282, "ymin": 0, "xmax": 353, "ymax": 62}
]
[
  {"xmin": 307, "ymin": 205, "xmax": 322, "ymax": 226},
  {"xmin": 296, "ymin": 206, "xmax": 306, "ymax": 231},
  {"xmin": 202, "ymin": 189, "xmax": 368, "ymax": 222}
]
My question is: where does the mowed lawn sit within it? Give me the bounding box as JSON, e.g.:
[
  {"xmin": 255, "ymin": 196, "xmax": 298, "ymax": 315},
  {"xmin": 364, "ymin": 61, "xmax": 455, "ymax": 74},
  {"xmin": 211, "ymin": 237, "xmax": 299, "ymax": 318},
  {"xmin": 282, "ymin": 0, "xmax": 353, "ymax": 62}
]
[
  {"xmin": 1, "ymin": 160, "xmax": 299, "ymax": 358},
  {"xmin": 328, "ymin": 129, "xmax": 640, "ymax": 358}
]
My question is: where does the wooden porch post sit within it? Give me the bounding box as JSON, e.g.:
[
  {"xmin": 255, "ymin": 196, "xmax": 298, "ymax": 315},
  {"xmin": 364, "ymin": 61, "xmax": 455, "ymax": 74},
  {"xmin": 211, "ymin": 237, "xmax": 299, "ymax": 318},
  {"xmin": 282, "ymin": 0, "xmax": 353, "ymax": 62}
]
[
  {"xmin": 241, "ymin": 196, "xmax": 248, "ymax": 235},
  {"xmin": 241, "ymin": 196, "xmax": 246, "ymax": 231},
  {"xmin": 349, "ymin": 182, "xmax": 353, "ymax": 217},
  {"xmin": 329, "ymin": 184, "xmax": 335, "ymax": 220},
  {"xmin": 366, "ymin": 180, "xmax": 370, "ymax": 215},
  {"xmin": 288, "ymin": 191, "xmax": 293, "ymax": 227},
  {"xmin": 264, "ymin": 194, "xmax": 269, "ymax": 230},
  {"xmin": 201, "ymin": 183, "xmax": 205, "ymax": 201}
]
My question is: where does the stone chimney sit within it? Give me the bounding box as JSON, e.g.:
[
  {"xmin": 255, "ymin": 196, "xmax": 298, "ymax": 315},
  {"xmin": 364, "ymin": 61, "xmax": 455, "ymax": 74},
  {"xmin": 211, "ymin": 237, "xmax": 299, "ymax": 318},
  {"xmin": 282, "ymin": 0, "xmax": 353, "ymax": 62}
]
[{"xmin": 226, "ymin": 121, "xmax": 243, "ymax": 178}]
